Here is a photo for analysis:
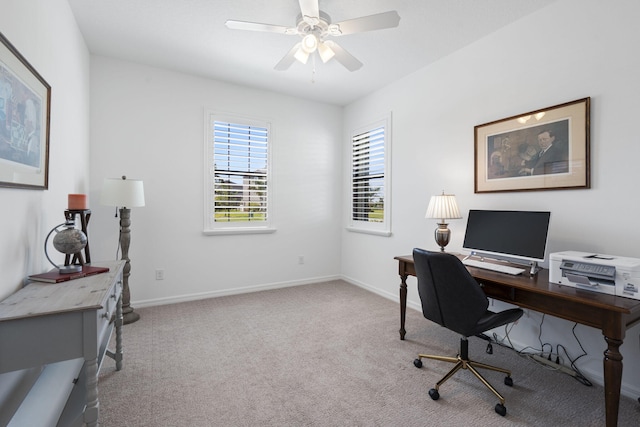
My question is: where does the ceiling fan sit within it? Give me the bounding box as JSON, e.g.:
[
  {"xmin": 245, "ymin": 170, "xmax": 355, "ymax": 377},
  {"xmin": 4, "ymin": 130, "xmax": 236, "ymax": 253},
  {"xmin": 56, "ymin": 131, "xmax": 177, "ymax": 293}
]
[{"xmin": 225, "ymin": 0, "xmax": 400, "ymax": 72}]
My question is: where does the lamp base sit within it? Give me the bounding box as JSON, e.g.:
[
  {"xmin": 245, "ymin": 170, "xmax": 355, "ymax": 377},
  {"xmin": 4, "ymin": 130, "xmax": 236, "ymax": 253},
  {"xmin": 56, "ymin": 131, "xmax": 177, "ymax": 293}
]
[
  {"xmin": 122, "ymin": 307, "xmax": 140, "ymax": 325},
  {"xmin": 434, "ymin": 222, "xmax": 451, "ymax": 252},
  {"xmin": 118, "ymin": 207, "xmax": 141, "ymax": 325}
]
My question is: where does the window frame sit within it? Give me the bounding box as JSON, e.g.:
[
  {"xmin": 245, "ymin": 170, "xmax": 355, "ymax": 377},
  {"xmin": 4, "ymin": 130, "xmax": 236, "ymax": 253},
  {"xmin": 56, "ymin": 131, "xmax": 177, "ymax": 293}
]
[
  {"xmin": 203, "ymin": 111, "xmax": 275, "ymax": 236},
  {"xmin": 346, "ymin": 114, "xmax": 392, "ymax": 237}
]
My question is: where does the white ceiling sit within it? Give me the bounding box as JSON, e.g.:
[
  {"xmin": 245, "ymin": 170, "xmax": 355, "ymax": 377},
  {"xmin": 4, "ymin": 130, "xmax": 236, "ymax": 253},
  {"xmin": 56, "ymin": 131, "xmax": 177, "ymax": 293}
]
[{"xmin": 67, "ymin": 0, "xmax": 557, "ymax": 106}]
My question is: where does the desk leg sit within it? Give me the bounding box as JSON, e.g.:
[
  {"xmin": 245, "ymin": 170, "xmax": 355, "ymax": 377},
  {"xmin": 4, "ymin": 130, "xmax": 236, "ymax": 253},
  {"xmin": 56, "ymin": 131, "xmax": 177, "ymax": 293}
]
[
  {"xmin": 399, "ymin": 274, "xmax": 407, "ymax": 340},
  {"xmin": 115, "ymin": 294, "xmax": 124, "ymax": 371},
  {"xmin": 84, "ymin": 357, "xmax": 99, "ymax": 427},
  {"xmin": 603, "ymin": 335, "xmax": 623, "ymax": 427}
]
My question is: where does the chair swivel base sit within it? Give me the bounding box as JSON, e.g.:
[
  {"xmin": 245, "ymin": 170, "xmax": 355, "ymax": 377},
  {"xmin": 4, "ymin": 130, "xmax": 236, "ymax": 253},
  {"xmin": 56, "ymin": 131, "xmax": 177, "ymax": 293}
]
[{"xmin": 413, "ymin": 339, "xmax": 514, "ymax": 416}]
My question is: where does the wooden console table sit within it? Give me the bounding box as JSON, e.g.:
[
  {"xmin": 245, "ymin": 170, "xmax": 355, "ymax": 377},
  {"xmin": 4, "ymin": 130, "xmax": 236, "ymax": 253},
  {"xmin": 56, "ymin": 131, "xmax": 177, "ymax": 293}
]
[
  {"xmin": 0, "ymin": 260, "xmax": 125, "ymax": 426},
  {"xmin": 395, "ymin": 254, "xmax": 640, "ymax": 427}
]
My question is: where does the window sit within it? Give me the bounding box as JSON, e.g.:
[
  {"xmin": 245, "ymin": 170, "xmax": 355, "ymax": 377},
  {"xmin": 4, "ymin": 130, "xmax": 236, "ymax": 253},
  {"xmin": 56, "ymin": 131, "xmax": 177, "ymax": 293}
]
[
  {"xmin": 348, "ymin": 116, "xmax": 391, "ymax": 236},
  {"xmin": 204, "ymin": 112, "xmax": 273, "ymax": 235}
]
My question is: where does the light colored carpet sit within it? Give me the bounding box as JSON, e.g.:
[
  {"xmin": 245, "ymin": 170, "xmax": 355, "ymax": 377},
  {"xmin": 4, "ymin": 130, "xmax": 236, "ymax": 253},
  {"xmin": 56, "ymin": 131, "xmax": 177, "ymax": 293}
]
[{"xmin": 98, "ymin": 280, "xmax": 639, "ymax": 426}]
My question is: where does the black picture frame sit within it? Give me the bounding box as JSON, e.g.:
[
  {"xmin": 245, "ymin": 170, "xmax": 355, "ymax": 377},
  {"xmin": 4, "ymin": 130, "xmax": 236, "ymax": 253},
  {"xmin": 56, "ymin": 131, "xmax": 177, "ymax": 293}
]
[
  {"xmin": 0, "ymin": 32, "xmax": 51, "ymax": 190},
  {"xmin": 474, "ymin": 98, "xmax": 590, "ymax": 193}
]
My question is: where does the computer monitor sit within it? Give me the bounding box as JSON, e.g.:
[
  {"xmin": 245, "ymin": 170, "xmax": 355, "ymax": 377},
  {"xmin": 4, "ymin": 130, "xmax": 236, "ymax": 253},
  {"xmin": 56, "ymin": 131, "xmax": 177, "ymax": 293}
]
[{"xmin": 462, "ymin": 210, "xmax": 551, "ymax": 264}]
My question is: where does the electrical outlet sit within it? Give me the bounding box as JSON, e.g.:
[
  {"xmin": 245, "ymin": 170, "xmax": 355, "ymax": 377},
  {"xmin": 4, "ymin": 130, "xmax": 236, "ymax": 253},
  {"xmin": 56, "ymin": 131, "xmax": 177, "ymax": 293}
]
[
  {"xmin": 155, "ymin": 269, "xmax": 165, "ymax": 280},
  {"xmin": 298, "ymin": 255, "xmax": 304, "ymax": 265}
]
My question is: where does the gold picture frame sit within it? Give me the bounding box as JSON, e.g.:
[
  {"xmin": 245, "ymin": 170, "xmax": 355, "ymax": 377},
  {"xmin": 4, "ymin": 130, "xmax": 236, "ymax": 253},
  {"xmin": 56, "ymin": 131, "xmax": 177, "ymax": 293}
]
[
  {"xmin": 474, "ymin": 98, "xmax": 590, "ymax": 193},
  {"xmin": 0, "ymin": 32, "xmax": 51, "ymax": 190}
]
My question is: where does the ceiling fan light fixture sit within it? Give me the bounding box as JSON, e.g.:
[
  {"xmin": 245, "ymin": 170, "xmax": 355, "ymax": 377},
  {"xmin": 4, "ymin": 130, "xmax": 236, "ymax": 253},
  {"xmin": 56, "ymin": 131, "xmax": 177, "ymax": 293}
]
[
  {"xmin": 301, "ymin": 34, "xmax": 318, "ymax": 53},
  {"xmin": 317, "ymin": 41, "xmax": 335, "ymax": 63},
  {"xmin": 226, "ymin": 3, "xmax": 400, "ymax": 73},
  {"xmin": 294, "ymin": 47, "xmax": 310, "ymax": 64}
]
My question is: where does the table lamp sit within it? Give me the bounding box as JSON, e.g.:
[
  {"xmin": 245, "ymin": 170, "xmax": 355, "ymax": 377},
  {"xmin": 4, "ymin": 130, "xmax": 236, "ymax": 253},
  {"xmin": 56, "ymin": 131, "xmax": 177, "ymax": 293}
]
[
  {"xmin": 425, "ymin": 191, "xmax": 462, "ymax": 252},
  {"xmin": 101, "ymin": 176, "xmax": 145, "ymax": 324}
]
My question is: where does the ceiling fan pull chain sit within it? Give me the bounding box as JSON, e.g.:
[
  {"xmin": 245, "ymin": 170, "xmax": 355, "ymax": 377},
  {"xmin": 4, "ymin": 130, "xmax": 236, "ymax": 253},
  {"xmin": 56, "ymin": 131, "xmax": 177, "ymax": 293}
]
[{"xmin": 311, "ymin": 54, "xmax": 316, "ymax": 83}]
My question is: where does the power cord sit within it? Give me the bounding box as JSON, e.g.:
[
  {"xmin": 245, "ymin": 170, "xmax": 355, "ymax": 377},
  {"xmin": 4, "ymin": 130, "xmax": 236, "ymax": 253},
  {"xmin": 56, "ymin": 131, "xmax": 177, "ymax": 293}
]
[
  {"xmin": 555, "ymin": 323, "xmax": 592, "ymax": 386},
  {"xmin": 485, "ymin": 313, "xmax": 592, "ymax": 386}
]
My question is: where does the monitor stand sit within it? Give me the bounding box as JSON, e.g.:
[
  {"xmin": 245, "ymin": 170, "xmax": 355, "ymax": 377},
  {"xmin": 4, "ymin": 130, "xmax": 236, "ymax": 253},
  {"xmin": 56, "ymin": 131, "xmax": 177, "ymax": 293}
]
[{"xmin": 528, "ymin": 261, "xmax": 540, "ymax": 277}]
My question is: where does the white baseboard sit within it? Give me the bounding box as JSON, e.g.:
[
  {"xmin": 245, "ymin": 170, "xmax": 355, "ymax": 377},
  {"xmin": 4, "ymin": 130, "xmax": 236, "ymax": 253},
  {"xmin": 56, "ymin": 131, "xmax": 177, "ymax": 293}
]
[
  {"xmin": 133, "ymin": 274, "xmax": 341, "ymax": 308},
  {"xmin": 340, "ymin": 274, "xmax": 423, "ymax": 312},
  {"xmin": 340, "ymin": 275, "xmax": 397, "ymax": 302}
]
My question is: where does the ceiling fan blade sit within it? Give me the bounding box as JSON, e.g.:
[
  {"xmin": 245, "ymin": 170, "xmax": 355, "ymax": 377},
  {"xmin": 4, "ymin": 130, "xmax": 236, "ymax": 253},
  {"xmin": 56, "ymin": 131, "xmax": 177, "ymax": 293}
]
[
  {"xmin": 225, "ymin": 20, "xmax": 292, "ymax": 34},
  {"xmin": 323, "ymin": 41, "xmax": 362, "ymax": 72},
  {"xmin": 329, "ymin": 11, "xmax": 400, "ymax": 36},
  {"xmin": 298, "ymin": 0, "xmax": 320, "ymax": 25},
  {"xmin": 274, "ymin": 43, "xmax": 301, "ymax": 71}
]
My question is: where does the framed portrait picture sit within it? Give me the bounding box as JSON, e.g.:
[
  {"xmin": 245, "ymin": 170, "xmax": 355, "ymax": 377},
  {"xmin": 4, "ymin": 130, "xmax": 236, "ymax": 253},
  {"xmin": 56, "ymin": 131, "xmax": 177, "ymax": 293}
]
[
  {"xmin": 474, "ymin": 98, "xmax": 590, "ymax": 193},
  {"xmin": 0, "ymin": 32, "xmax": 51, "ymax": 190}
]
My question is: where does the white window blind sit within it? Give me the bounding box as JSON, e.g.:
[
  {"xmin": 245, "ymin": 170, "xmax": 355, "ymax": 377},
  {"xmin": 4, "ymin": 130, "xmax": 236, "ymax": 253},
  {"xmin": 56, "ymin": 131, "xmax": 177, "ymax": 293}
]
[
  {"xmin": 352, "ymin": 126, "xmax": 385, "ymax": 223},
  {"xmin": 213, "ymin": 120, "xmax": 268, "ymax": 222},
  {"xmin": 204, "ymin": 113, "xmax": 273, "ymax": 235},
  {"xmin": 348, "ymin": 115, "xmax": 391, "ymax": 237}
]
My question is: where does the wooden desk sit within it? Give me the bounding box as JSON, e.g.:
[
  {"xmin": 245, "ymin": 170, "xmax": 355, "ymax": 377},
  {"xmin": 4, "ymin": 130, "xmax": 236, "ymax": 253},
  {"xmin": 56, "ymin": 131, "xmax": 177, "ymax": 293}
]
[
  {"xmin": 395, "ymin": 254, "xmax": 640, "ymax": 427},
  {"xmin": 0, "ymin": 260, "xmax": 125, "ymax": 426}
]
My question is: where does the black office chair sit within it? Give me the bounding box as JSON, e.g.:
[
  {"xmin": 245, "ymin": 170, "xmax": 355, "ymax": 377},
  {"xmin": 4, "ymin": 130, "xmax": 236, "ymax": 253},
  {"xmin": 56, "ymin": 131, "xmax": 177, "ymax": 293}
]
[{"xmin": 412, "ymin": 248, "xmax": 523, "ymax": 416}]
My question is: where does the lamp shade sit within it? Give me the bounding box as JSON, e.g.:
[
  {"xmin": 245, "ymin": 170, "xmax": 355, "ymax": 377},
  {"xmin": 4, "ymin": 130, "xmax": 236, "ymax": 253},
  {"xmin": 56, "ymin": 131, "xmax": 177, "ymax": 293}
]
[
  {"xmin": 425, "ymin": 193, "xmax": 461, "ymax": 221},
  {"xmin": 317, "ymin": 41, "xmax": 335, "ymax": 63},
  {"xmin": 301, "ymin": 34, "xmax": 318, "ymax": 53},
  {"xmin": 101, "ymin": 177, "xmax": 145, "ymax": 208},
  {"xmin": 294, "ymin": 46, "xmax": 310, "ymax": 64}
]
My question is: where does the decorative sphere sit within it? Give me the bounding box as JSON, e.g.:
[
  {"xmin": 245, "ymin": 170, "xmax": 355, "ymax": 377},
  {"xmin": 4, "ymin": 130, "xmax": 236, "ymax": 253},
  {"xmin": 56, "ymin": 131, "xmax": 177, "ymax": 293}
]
[{"xmin": 53, "ymin": 228, "xmax": 87, "ymax": 255}]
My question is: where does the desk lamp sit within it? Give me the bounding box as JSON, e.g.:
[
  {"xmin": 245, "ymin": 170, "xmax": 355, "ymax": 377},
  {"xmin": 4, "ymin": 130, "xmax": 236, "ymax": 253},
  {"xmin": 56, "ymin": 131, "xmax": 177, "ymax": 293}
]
[
  {"xmin": 425, "ymin": 191, "xmax": 461, "ymax": 252},
  {"xmin": 101, "ymin": 176, "xmax": 145, "ymax": 324}
]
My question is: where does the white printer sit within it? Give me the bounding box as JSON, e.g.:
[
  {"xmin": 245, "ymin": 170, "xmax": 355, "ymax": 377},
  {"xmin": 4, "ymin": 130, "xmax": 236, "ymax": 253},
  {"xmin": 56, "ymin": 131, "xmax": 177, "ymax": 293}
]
[{"xmin": 550, "ymin": 251, "xmax": 640, "ymax": 300}]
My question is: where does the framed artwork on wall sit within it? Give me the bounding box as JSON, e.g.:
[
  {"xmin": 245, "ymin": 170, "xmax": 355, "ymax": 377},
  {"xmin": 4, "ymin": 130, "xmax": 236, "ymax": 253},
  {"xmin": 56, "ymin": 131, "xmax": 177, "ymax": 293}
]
[
  {"xmin": 474, "ymin": 97, "xmax": 590, "ymax": 193},
  {"xmin": 0, "ymin": 32, "xmax": 51, "ymax": 190}
]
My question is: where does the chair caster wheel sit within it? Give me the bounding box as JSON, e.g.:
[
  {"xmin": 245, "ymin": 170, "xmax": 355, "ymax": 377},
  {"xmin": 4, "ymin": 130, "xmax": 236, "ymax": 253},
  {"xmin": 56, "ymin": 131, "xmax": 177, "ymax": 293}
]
[
  {"xmin": 428, "ymin": 388, "xmax": 440, "ymax": 400},
  {"xmin": 504, "ymin": 376, "xmax": 513, "ymax": 387},
  {"xmin": 495, "ymin": 403, "xmax": 506, "ymax": 416},
  {"xmin": 413, "ymin": 359, "xmax": 423, "ymax": 368}
]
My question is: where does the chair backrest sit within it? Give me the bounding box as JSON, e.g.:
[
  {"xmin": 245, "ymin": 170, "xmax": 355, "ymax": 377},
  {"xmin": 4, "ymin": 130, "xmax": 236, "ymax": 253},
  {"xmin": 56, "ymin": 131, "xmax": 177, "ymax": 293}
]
[{"xmin": 413, "ymin": 248, "xmax": 489, "ymax": 336}]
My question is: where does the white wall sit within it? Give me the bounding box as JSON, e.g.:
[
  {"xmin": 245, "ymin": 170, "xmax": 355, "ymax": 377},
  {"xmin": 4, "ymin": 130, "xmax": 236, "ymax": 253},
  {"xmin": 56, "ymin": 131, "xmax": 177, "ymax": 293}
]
[
  {"xmin": 3, "ymin": 0, "xmax": 639, "ymax": 404},
  {"xmin": 342, "ymin": 0, "xmax": 640, "ymax": 397},
  {"xmin": 0, "ymin": 0, "xmax": 90, "ymax": 300},
  {"xmin": 87, "ymin": 57, "xmax": 343, "ymax": 305}
]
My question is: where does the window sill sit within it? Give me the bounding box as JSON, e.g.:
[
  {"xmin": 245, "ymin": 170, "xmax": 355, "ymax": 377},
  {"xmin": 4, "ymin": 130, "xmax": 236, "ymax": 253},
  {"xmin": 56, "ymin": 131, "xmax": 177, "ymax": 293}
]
[
  {"xmin": 346, "ymin": 226, "xmax": 392, "ymax": 237},
  {"xmin": 203, "ymin": 227, "xmax": 276, "ymax": 236}
]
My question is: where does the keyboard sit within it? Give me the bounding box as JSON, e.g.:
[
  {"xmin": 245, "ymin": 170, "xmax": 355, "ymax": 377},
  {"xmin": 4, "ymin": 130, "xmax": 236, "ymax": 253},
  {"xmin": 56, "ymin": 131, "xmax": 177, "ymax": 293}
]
[{"xmin": 462, "ymin": 258, "xmax": 525, "ymax": 275}]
